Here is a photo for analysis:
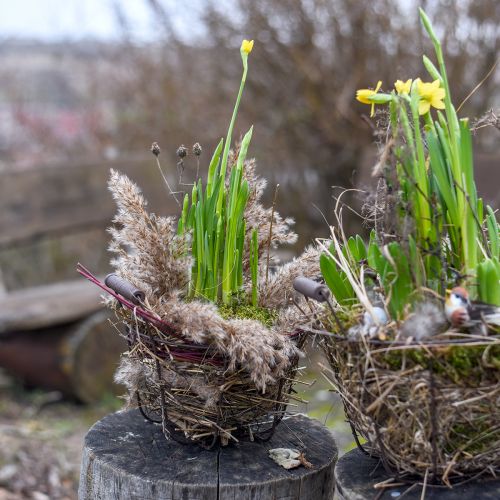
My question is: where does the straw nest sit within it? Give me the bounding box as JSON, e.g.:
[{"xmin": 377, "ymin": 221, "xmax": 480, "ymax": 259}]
[
  {"xmin": 88, "ymin": 167, "xmax": 321, "ymax": 447},
  {"xmin": 322, "ymin": 327, "xmax": 500, "ymax": 484},
  {"xmin": 113, "ymin": 317, "xmax": 303, "ymax": 448}
]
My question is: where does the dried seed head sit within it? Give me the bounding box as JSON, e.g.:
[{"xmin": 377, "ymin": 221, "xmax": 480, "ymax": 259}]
[
  {"xmin": 151, "ymin": 142, "xmax": 161, "ymax": 156},
  {"xmin": 176, "ymin": 145, "xmax": 188, "ymax": 158},
  {"xmin": 192, "ymin": 142, "xmax": 202, "ymax": 156}
]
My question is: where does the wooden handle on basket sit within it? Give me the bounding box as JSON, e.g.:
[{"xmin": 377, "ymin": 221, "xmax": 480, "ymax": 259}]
[
  {"xmin": 293, "ymin": 277, "xmax": 330, "ymax": 303},
  {"xmin": 104, "ymin": 273, "xmax": 145, "ymax": 305}
]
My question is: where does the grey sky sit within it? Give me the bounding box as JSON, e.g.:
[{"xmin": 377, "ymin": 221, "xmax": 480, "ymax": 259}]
[{"xmin": 0, "ymin": 0, "xmax": 203, "ymax": 40}]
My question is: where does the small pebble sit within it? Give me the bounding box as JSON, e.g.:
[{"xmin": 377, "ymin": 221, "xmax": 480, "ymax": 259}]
[
  {"xmin": 0, "ymin": 464, "xmax": 17, "ymax": 484},
  {"xmin": 32, "ymin": 492, "xmax": 50, "ymax": 500}
]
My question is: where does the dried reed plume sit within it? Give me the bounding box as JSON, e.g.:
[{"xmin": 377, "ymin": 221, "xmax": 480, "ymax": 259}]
[{"xmin": 108, "ymin": 169, "xmax": 190, "ymax": 298}]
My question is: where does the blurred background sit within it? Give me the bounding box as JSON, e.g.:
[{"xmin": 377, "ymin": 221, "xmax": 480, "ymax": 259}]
[{"xmin": 0, "ymin": 1, "xmax": 498, "ymax": 498}]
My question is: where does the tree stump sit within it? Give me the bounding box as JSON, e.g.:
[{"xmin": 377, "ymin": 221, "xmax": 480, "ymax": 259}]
[
  {"xmin": 335, "ymin": 448, "xmax": 500, "ymax": 499},
  {"xmin": 79, "ymin": 409, "xmax": 338, "ymax": 499}
]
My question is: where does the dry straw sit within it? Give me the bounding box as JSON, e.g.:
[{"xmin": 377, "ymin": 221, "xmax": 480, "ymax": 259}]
[{"xmin": 321, "ymin": 332, "xmax": 500, "ymax": 485}]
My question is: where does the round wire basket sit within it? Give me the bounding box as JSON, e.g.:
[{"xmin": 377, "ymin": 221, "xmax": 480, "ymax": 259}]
[
  {"xmin": 322, "ymin": 332, "xmax": 500, "ymax": 485},
  {"xmin": 78, "ymin": 264, "xmax": 304, "ymax": 449},
  {"xmin": 125, "ymin": 320, "xmax": 302, "ymax": 449}
]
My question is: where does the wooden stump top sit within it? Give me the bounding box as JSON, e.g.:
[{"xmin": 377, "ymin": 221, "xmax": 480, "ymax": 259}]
[
  {"xmin": 335, "ymin": 448, "xmax": 500, "ymax": 500},
  {"xmin": 79, "ymin": 409, "xmax": 338, "ymax": 500}
]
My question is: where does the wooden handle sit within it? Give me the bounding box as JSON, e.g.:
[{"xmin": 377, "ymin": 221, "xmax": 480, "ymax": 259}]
[
  {"xmin": 293, "ymin": 277, "xmax": 330, "ymax": 302},
  {"xmin": 104, "ymin": 274, "xmax": 145, "ymax": 305}
]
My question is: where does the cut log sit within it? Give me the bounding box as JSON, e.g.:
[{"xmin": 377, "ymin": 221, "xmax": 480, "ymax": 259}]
[
  {"xmin": 79, "ymin": 409, "xmax": 338, "ymax": 500},
  {"xmin": 0, "ymin": 311, "xmax": 127, "ymax": 402},
  {"xmin": 335, "ymin": 448, "xmax": 500, "ymax": 499},
  {"xmin": 0, "ymin": 279, "xmax": 104, "ymax": 334}
]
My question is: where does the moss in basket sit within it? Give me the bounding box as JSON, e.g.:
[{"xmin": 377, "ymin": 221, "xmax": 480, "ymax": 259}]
[
  {"xmin": 218, "ymin": 303, "xmax": 278, "ymax": 328},
  {"xmin": 447, "ymin": 420, "xmax": 493, "ymax": 455},
  {"xmin": 383, "ymin": 345, "xmax": 500, "ymax": 385}
]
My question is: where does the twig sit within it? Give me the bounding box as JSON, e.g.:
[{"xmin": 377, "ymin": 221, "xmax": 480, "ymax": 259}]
[
  {"xmin": 457, "ymin": 59, "xmax": 498, "ymax": 112},
  {"xmin": 420, "ymin": 469, "xmax": 429, "ymax": 500},
  {"xmin": 155, "ymin": 155, "xmax": 181, "ymax": 207}
]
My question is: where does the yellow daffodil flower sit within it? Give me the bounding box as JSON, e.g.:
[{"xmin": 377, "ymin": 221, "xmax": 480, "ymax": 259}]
[
  {"xmin": 356, "ymin": 81, "xmax": 383, "ymax": 117},
  {"xmin": 394, "ymin": 79, "xmax": 412, "ymax": 95},
  {"xmin": 241, "ymin": 39, "xmax": 254, "ymax": 55},
  {"xmin": 415, "ymin": 78, "xmax": 445, "ymax": 115}
]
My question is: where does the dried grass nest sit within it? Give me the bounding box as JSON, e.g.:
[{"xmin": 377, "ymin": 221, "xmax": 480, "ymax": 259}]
[
  {"xmin": 113, "ymin": 310, "xmax": 304, "ymax": 448},
  {"xmin": 80, "ymin": 167, "xmax": 321, "ymax": 448},
  {"xmin": 322, "ymin": 329, "xmax": 500, "ymax": 484}
]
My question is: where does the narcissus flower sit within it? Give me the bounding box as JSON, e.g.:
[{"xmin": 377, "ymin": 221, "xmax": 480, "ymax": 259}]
[
  {"xmin": 241, "ymin": 39, "xmax": 254, "ymax": 55},
  {"xmin": 415, "ymin": 78, "xmax": 445, "ymax": 115},
  {"xmin": 395, "ymin": 79, "xmax": 412, "ymax": 95},
  {"xmin": 356, "ymin": 81, "xmax": 383, "ymax": 117}
]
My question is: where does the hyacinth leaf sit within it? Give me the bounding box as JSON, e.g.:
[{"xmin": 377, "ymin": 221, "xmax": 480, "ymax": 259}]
[
  {"xmin": 427, "ymin": 129, "xmax": 458, "ymax": 222},
  {"xmin": 385, "ymin": 243, "xmax": 413, "ymax": 319},
  {"xmin": 206, "ymin": 138, "xmax": 223, "ymax": 197},
  {"xmin": 355, "ymin": 235, "xmax": 367, "ymax": 260},
  {"xmin": 178, "ymin": 193, "xmax": 189, "ymax": 235},
  {"xmin": 368, "ymin": 242, "xmax": 412, "ymax": 319},
  {"xmin": 408, "ymin": 236, "xmax": 424, "ymax": 289},
  {"xmin": 320, "ymin": 253, "xmax": 354, "ymax": 305},
  {"xmin": 422, "ymin": 55, "xmax": 443, "ymax": 83},
  {"xmin": 460, "ymin": 120, "xmax": 476, "ymax": 209},
  {"xmin": 477, "ymin": 259, "xmax": 500, "ymax": 306},
  {"xmin": 486, "ymin": 206, "xmax": 500, "ymax": 260},
  {"xmin": 344, "ymin": 235, "xmax": 366, "ymax": 264},
  {"xmin": 367, "ymin": 239, "xmax": 389, "ymax": 283},
  {"xmin": 477, "ymin": 197, "xmax": 484, "ymax": 228}
]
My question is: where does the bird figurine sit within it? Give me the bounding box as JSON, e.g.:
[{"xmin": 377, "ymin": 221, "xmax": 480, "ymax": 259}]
[{"xmin": 445, "ymin": 286, "xmax": 500, "ymax": 334}]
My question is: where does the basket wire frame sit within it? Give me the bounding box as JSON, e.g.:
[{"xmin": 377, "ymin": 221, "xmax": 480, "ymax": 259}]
[{"xmin": 127, "ymin": 326, "xmax": 297, "ymax": 450}]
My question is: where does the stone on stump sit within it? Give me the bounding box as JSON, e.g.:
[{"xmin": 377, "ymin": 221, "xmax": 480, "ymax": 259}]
[
  {"xmin": 335, "ymin": 448, "xmax": 500, "ymax": 500},
  {"xmin": 79, "ymin": 409, "xmax": 338, "ymax": 500}
]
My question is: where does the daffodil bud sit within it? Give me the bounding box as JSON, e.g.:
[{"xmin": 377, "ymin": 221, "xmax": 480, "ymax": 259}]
[
  {"xmin": 240, "ymin": 39, "xmax": 254, "ymax": 55},
  {"xmin": 191, "ymin": 183, "xmax": 198, "ymax": 205},
  {"xmin": 422, "ymin": 55, "xmax": 442, "ymax": 83},
  {"xmin": 394, "ymin": 79, "xmax": 412, "ymax": 95},
  {"xmin": 419, "ymin": 8, "xmax": 440, "ymax": 48}
]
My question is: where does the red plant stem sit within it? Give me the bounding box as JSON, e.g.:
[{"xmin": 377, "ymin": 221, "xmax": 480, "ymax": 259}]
[{"xmin": 77, "ymin": 263, "xmax": 180, "ymax": 338}]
